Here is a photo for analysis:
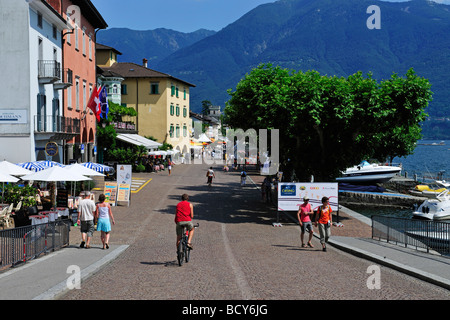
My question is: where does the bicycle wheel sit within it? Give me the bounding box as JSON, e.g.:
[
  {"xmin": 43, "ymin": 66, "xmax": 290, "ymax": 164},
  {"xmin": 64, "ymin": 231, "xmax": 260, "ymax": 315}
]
[
  {"xmin": 177, "ymin": 238, "xmax": 184, "ymax": 266},
  {"xmin": 185, "ymin": 244, "xmax": 190, "ymax": 263}
]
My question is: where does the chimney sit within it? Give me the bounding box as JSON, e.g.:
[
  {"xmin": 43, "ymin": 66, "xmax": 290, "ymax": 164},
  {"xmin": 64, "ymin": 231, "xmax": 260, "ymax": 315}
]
[{"xmin": 143, "ymin": 58, "xmax": 148, "ymax": 68}]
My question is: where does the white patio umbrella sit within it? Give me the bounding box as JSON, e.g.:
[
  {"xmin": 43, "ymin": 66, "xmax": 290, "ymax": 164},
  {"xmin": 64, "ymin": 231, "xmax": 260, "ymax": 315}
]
[
  {"xmin": 165, "ymin": 149, "xmax": 180, "ymax": 156},
  {"xmin": 148, "ymin": 150, "xmax": 167, "ymax": 156},
  {"xmin": 0, "ymin": 160, "xmax": 33, "ymax": 176},
  {"xmin": 21, "ymin": 166, "xmax": 92, "ymax": 182},
  {"xmin": 21, "ymin": 166, "xmax": 92, "ymax": 208},
  {"xmin": 65, "ymin": 163, "xmax": 105, "ymax": 177},
  {"xmin": 65, "ymin": 163, "xmax": 104, "ymax": 195},
  {"xmin": 197, "ymin": 133, "xmax": 212, "ymax": 143}
]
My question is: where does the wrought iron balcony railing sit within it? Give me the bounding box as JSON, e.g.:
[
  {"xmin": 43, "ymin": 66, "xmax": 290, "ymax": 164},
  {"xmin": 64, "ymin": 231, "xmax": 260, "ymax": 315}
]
[
  {"xmin": 34, "ymin": 115, "xmax": 80, "ymax": 135},
  {"xmin": 38, "ymin": 60, "xmax": 61, "ymax": 84}
]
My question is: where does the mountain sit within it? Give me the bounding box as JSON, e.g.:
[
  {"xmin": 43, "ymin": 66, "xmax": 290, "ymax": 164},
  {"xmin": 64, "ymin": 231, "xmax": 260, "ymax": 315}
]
[
  {"xmin": 152, "ymin": 0, "xmax": 450, "ymax": 124},
  {"xmin": 96, "ymin": 27, "xmax": 216, "ymax": 67}
]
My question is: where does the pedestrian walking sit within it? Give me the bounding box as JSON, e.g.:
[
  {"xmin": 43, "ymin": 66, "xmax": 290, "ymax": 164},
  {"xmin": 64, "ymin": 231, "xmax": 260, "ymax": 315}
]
[
  {"xmin": 240, "ymin": 170, "xmax": 247, "ymax": 185},
  {"xmin": 263, "ymin": 176, "xmax": 272, "ymax": 203},
  {"xmin": 95, "ymin": 194, "xmax": 115, "ymax": 249},
  {"xmin": 314, "ymin": 196, "xmax": 333, "ymax": 252},
  {"xmin": 168, "ymin": 160, "xmax": 172, "ymax": 176},
  {"xmin": 77, "ymin": 191, "xmax": 96, "ymax": 249},
  {"xmin": 297, "ymin": 197, "xmax": 314, "ymax": 248},
  {"xmin": 206, "ymin": 167, "xmax": 215, "ymax": 186}
]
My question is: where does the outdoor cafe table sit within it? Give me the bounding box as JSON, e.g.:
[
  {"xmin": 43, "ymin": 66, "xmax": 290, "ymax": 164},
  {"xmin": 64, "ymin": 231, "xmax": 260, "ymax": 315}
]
[
  {"xmin": 28, "ymin": 215, "xmax": 49, "ymax": 226},
  {"xmin": 55, "ymin": 207, "xmax": 69, "ymax": 218},
  {"xmin": 39, "ymin": 211, "xmax": 58, "ymax": 222}
]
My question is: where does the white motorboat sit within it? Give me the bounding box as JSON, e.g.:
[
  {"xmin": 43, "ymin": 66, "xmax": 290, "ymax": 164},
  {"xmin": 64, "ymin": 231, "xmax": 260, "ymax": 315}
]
[
  {"xmin": 412, "ymin": 190, "xmax": 450, "ymax": 220},
  {"xmin": 336, "ymin": 161, "xmax": 402, "ymax": 184}
]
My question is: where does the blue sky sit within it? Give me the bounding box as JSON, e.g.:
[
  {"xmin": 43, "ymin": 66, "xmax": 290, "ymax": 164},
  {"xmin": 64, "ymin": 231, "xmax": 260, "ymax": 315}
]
[{"xmin": 90, "ymin": 0, "xmax": 450, "ymax": 33}]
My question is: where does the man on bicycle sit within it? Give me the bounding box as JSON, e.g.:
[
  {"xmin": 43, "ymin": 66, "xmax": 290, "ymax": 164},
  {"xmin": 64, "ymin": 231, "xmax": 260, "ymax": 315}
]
[
  {"xmin": 175, "ymin": 194, "xmax": 194, "ymax": 250},
  {"xmin": 206, "ymin": 167, "xmax": 215, "ymax": 185}
]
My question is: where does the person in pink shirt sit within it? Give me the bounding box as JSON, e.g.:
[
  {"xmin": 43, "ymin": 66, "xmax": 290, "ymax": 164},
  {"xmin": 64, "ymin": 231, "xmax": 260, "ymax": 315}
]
[{"xmin": 297, "ymin": 197, "xmax": 314, "ymax": 248}]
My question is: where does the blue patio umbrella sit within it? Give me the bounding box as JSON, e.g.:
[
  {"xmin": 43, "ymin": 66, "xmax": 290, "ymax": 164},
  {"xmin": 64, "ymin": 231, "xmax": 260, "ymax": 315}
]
[
  {"xmin": 16, "ymin": 162, "xmax": 47, "ymax": 172},
  {"xmin": 80, "ymin": 162, "xmax": 112, "ymax": 173},
  {"xmin": 36, "ymin": 160, "xmax": 65, "ymax": 168}
]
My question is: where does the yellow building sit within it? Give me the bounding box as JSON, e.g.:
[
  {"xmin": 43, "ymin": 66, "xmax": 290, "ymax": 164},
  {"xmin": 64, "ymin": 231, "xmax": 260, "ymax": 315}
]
[{"xmin": 97, "ymin": 47, "xmax": 195, "ymax": 155}]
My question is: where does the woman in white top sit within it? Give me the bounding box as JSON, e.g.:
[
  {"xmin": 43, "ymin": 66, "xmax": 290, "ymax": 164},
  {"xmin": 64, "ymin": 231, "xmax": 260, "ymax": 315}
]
[{"xmin": 95, "ymin": 194, "xmax": 115, "ymax": 249}]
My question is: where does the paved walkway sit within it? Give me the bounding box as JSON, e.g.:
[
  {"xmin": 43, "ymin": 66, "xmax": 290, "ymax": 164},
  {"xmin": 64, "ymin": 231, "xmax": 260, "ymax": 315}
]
[{"xmin": 0, "ymin": 164, "xmax": 449, "ymax": 300}]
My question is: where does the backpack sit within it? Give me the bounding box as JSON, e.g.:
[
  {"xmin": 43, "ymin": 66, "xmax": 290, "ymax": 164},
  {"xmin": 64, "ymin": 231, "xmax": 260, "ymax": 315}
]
[{"xmin": 241, "ymin": 172, "xmax": 246, "ymax": 177}]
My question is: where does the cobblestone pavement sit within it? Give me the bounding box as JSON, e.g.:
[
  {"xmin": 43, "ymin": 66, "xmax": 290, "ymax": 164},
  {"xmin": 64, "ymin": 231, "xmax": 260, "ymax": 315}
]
[{"xmin": 60, "ymin": 163, "xmax": 449, "ymax": 300}]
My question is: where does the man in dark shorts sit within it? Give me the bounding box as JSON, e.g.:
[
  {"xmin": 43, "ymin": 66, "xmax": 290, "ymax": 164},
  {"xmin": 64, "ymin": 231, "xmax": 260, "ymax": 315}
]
[
  {"xmin": 175, "ymin": 194, "xmax": 195, "ymax": 250},
  {"xmin": 206, "ymin": 167, "xmax": 215, "ymax": 185}
]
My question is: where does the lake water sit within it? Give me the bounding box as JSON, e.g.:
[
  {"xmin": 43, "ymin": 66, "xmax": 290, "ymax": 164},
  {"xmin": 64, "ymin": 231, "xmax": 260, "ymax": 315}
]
[
  {"xmin": 393, "ymin": 140, "xmax": 450, "ymax": 180},
  {"xmin": 345, "ymin": 140, "xmax": 450, "ymax": 219}
]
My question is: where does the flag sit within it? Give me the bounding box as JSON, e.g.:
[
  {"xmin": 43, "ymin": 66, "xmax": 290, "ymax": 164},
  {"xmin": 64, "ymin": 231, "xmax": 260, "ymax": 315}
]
[
  {"xmin": 86, "ymin": 85, "xmax": 102, "ymax": 122},
  {"xmin": 99, "ymin": 86, "xmax": 109, "ymax": 119}
]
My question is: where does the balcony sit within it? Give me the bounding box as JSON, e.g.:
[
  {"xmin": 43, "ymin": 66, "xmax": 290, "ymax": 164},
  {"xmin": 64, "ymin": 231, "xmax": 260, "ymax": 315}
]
[
  {"xmin": 34, "ymin": 115, "xmax": 80, "ymax": 140},
  {"xmin": 38, "ymin": 60, "xmax": 61, "ymax": 84},
  {"xmin": 54, "ymin": 68, "xmax": 73, "ymax": 90}
]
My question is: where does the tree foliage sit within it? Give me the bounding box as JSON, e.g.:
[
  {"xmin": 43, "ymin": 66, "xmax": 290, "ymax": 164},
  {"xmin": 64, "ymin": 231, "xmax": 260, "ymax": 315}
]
[{"xmin": 225, "ymin": 64, "xmax": 432, "ymax": 181}]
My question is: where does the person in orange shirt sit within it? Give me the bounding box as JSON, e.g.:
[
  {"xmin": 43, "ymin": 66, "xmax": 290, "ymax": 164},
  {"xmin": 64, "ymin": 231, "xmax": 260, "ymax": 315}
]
[{"xmin": 314, "ymin": 196, "xmax": 333, "ymax": 252}]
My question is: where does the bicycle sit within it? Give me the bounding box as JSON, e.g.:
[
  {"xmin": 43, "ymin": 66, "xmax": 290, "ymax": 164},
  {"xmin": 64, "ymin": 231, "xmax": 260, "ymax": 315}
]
[{"xmin": 177, "ymin": 223, "xmax": 199, "ymax": 266}]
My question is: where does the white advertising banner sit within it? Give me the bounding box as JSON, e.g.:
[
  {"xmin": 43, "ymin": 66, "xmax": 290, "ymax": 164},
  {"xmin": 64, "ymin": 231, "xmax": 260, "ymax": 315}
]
[{"xmin": 277, "ymin": 182, "xmax": 339, "ymax": 212}]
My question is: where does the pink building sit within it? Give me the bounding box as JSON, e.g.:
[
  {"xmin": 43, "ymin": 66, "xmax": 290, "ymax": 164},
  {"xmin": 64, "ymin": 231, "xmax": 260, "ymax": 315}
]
[{"xmin": 48, "ymin": 0, "xmax": 107, "ymax": 163}]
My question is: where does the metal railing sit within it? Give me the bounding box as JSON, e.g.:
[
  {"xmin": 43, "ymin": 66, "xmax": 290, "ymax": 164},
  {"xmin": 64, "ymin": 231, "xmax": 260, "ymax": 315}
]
[
  {"xmin": 38, "ymin": 60, "xmax": 61, "ymax": 82},
  {"xmin": 372, "ymin": 215, "xmax": 450, "ymax": 255},
  {"xmin": 34, "ymin": 115, "xmax": 80, "ymax": 134},
  {"xmin": 0, "ymin": 220, "xmax": 70, "ymax": 269}
]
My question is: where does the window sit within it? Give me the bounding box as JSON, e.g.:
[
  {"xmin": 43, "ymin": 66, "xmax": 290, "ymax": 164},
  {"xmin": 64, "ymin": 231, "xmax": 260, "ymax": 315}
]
[
  {"xmin": 183, "ymin": 107, "xmax": 187, "ymax": 118},
  {"xmin": 176, "ymin": 125, "xmax": 180, "ymax": 138},
  {"xmin": 113, "ymin": 84, "xmax": 118, "ymax": 94},
  {"xmin": 171, "ymin": 84, "xmax": 175, "ymax": 96},
  {"xmin": 169, "ymin": 124, "xmax": 174, "ymax": 138},
  {"xmin": 82, "ymin": 28, "xmax": 86, "ymax": 56},
  {"xmin": 176, "ymin": 105, "xmax": 180, "ymax": 117},
  {"xmin": 89, "ymin": 35, "xmax": 92, "ymax": 60},
  {"xmin": 66, "ymin": 18, "xmax": 71, "ymax": 44},
  {"xmin": 121, "ymin": 84, "xmax": 128, "ymax": 95},
  {"xmin": 170, "ymin": 104, "xmax": 174, "ymax": 116},
  {"xmin": 183, "ymin": 125, "xmax": 187, "ymax": 137},
  {"xmin": 75, "ymin": 78, "xmax": 80, "ymax": 110},
  {"xmin": 176, "ymin": 86, "xmax": 179, "ymax": 98},
  {"xmin": 83, "ymin": 81, "xmax": 87, "ymax": 111},
  {"xmin": 52, "ymin": 24, "xmax": 57, "ymax": 39},
  {"xmin": 150, "ymin": 82, "xmax": 159, "ymax": 94},
  {"xmin": 74, "ymin": 27, "xmax": 79, "ymax": 50},
  {"xmin": 184, "ymin": 88, "xmax": 187, "ymax": 100},
  {"xmin": 37, "ymin": 12, "xmax": 43, "ymax": 28},
  {"xmin": 68, "ymin": 85, "xmax": 72, "ymax": 109}
]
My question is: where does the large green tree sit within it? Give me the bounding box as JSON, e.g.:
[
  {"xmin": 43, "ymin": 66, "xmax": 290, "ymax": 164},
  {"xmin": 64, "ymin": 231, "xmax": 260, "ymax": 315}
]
[{"xmin": 225, "ymin": 64, "xmax": 432, "ymax": 181}]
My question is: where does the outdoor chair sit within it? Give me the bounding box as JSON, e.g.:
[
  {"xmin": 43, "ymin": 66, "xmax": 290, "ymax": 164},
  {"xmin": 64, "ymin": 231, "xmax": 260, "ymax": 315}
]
[
  {"xmin": 14, "ymin": 201, "xmax": 22, "ymax": 213},
  {"xmin": 0, "ymin": 207, "xmax": 9, "ymax": 229}
]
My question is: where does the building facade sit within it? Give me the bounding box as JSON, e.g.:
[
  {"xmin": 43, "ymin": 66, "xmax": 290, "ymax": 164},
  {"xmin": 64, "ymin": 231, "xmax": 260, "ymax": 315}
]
[
  {"xmin": 0, "ymin": 0, "xmax": 69, "ymax": 163},
  {"xmin": 53, "ymin": 0, "xmax": 107, "ymax": 163},
  {"xmin": 97, "ymin": 48, "xmax": 195, "ymax": 155}
]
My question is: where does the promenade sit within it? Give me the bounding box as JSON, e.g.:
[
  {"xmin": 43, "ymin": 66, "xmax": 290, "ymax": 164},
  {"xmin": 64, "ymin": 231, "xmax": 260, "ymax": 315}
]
[{"xmin": 0, "ymin": 162, "xmax": 449, "ymax": 302}]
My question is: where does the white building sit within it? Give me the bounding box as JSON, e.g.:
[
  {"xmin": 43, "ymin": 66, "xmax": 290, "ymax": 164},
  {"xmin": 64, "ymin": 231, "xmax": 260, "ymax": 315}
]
[{"xmin": 0, "ymin": 0, "xmax": 71, "ymax": 163}]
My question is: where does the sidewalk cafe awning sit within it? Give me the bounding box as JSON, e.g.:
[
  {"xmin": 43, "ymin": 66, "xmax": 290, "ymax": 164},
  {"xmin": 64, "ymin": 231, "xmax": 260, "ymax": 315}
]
[{"xmin": 116, "ymin": 134, "xmax": 162, "ymax": 150}]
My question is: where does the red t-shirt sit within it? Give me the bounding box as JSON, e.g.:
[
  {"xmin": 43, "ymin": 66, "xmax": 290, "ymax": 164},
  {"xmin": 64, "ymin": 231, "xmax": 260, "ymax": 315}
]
[
  {"xmin": 175, "ymin": 201, "xmax": 191, "ymax": 223},
  {"xmin": 299, "ymin": 203, "xmax": 312, "ymax": 222}
]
